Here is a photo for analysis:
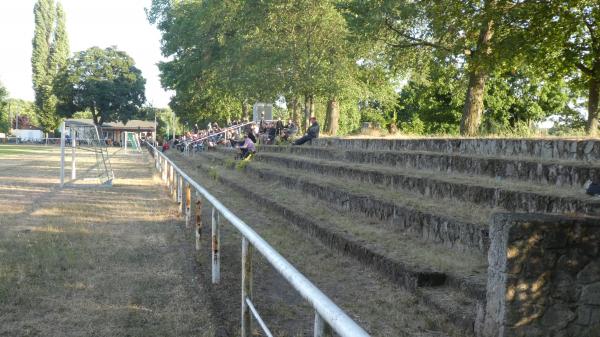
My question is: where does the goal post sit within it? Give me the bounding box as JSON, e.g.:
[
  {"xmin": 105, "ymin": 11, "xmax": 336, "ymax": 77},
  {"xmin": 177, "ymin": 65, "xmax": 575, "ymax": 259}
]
[
  {"xmin": 60, "ymin": 120, "xmax": 114, "ymax": 187},
  {"xmin": 123, "ymin": 131, "xmax": 142, "ymax": 153}
]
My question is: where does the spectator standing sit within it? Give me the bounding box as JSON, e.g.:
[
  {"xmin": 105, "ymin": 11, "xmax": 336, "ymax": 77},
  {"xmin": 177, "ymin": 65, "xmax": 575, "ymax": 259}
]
[{"xmin": 275, "ymin": 117, "xmax": 284, "ymax": 137}]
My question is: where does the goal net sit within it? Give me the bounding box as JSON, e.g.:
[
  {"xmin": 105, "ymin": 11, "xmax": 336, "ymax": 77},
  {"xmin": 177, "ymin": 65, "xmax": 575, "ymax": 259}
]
[
  {"xmin": 123, "ymin": 131, "xmax": 142, "ymax": 153},
  {"xmin": 60, "ymin": 120, "xmax": 114, "ymax": 187}
]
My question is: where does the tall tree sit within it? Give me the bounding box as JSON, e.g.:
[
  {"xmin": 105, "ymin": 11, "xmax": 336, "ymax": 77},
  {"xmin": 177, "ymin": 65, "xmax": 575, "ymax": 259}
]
[
  {"xmin": 54, "ymin": 47, "xmax": 146, "ymax": 125},
  {"xmin": 31, "ymin": 0, "xmax": 69, "ymax": 133},
  {"xmin": 0, "ymin": 82, "xmax": 9, "ymax": 133},
  {"xmin": 517, "ymin": 1, "xmax": 600, "ymax": 135},
  {"xmin": 342, "ymin": 0, "xmax": 529, "ymax": 136}
]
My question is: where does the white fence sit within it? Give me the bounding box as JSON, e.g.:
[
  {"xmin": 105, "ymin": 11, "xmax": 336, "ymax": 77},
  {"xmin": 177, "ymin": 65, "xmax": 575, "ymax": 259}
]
[{"xmin": 147, "ymin": 142, "xmax": 370, "ymax": 337}]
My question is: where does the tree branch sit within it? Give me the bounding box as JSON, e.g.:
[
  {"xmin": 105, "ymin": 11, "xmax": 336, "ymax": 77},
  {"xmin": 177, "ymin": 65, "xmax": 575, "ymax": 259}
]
[
  {"xmin": 584, "ymin": 17, "xmax": 598, "ymax": 52},
  {"xmin": 383, "ymin": 18, "xmax": 453, "ymax": 52},
  {"xmin": 576, "ymin": 62, "xmax": 593, "ymax": 76}
]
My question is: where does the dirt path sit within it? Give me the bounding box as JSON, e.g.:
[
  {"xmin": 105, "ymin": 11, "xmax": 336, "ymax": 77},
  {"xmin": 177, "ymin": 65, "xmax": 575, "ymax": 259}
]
[{"xmin": 0, "ymin": 146, "xmax": 215, "ymax": 337}]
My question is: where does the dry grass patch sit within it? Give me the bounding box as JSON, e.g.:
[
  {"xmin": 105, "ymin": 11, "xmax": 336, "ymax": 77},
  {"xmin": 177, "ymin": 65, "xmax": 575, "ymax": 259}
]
[{"xmin": 0, "ymin": 145, "xmax": 215, "ymax": 337}]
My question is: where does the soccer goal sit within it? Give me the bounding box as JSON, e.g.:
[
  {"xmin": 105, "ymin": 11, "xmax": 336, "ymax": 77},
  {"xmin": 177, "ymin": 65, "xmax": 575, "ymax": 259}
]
[
  {"xmin": 59, "ymin": 120, "xmax": 114, "ymax": 187},
  {"xmin": 123, "ymin": 131, "xmax": 142, "ymax": 153}
]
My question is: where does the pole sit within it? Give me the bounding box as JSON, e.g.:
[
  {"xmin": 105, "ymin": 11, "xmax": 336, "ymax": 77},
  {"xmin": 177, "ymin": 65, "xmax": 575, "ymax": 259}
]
[
  {"xmin": 314, "ymin": 311, "xmax": 334, "ymax": 337},
  {"xmin": 15, "ymin": 109, "xmax": 18, "ymax": 144},
  {"xmin": 212, "ymin": 207, "xmax": 220, "ymax": 283},
  {"xmin": 60, "ymin": 122, "xmax": 66, "ymax": 187},
  {"xmin": 71, "ymin": 129, "xmax": 76, "ymax": 180},
  {"xmin": 172, "ymin": 113, "xmax": 176, "ymax": 142},
  {"xmin": 195, "ymin": 191, "xmax": 203, "ymax": 250},
  {"xmin": 241, "ymin": 237, "xmax": 253, "ymax": 337}
]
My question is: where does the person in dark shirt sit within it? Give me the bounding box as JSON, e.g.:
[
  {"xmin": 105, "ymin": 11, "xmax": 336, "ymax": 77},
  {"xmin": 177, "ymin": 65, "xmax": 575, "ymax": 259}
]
[
  {"xmin": 275, "ymin": 117, "xmax": 284, "ymax": 137},
  {"xmin": 293, "ymin": 117, "xmax": 319, "ymax": 145}
]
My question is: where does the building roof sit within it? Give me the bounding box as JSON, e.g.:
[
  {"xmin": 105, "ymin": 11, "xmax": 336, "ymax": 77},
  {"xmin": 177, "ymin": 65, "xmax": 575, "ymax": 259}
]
[{"xmin": 65, "ymin": 119, "xmax": 155, "ymax": 130}]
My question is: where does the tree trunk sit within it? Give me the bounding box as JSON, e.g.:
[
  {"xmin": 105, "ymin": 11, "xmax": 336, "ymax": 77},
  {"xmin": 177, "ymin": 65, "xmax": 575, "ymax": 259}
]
[
  {"xmin": 587, "ymin": 77, "xmax": 599, "ymax": 136},
  {"xmin": 304, "ymin": 95, "xmax": 311, "ymax": 131},
  {"xmin": 461, "ymin": 69, "xmax": 487, "ymax": 136},
  {"xmin": 460, "ymin": 10, "xmax": 495, "ymax": 136},
  {"xmin": 241, "ymin": 99, "xmax": 250, "ymax": 121},
  {"xmin": 291, "ymin": 98, "xmax": 300, "ymax": 127},
  {"xmin": 325, "ymin": 97, "xmax": 339, "ymax": 135},
  {"xmin": 309, "ymin": 95, "xmax": 315, "ymax": 119}
]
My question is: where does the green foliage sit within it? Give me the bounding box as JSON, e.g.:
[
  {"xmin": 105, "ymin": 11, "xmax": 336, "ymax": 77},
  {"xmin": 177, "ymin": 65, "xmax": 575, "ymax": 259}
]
[
  {"xmin": 148, "ymin": 0, "xmax": 397, "ymax": 135},
  {"xmin": 5, "ymin": 99, "xmax": 39, "ymax": 131},
  {"xmin": 208, "ymin": 166, "xmax": 219, "ymax": 180},
  {"xmin": 31, "ymin": 0, "xmax": 69, "ymax": 133},
  {"xmin": 482, "ymin": 71, "xmax": 571, "ymax": 132},
  {"xmin": 236, "ymin": 158, "xmax": 250, "ymax": 171},
  {"xmin": 54, "ymin": 47, "xmax": 146, "ymax": 125},
  {"xmin": 0, "ymin": 83, "xmax": 8, "ymax": 133},
  {"xmin": 148, "ymin": 0, "xmax": 597, "ymax": 137},
  {"xmin": 223, "ymin": 159, "xmax": 236, "ymax": 169}
]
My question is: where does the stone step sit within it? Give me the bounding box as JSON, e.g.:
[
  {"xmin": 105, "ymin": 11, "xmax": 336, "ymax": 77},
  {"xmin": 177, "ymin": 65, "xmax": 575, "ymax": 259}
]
[
  {"xmin": 205, "ymin": 150, "xmax": 491, "ymax": 254},
  {"xmin": 311, "ymin": 138, "xmax": 600, "ymax": 162},
  {"xmin": 189, "ymin": 152, "xmax": 484, "ymax": 333},
  {"xmin": 255, "ymin": 151, "xmax": 600, "ymax": 216},
  {"xmin": 259, "ymin": 145, "xmax": 600, "ymax": 188},
  {"xmin": 166, "ymin": 151, "xmax": 473, "ymax": 336}
]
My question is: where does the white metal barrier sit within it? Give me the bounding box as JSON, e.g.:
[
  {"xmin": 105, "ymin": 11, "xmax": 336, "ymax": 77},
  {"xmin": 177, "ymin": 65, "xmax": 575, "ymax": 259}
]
[
  {"xmin": 183, "ymin": 122, "xmax": 256, "ymax": 155},
  {"xmin": 147, "ymin": 142, "xmax": 370, "ymax": 337}
]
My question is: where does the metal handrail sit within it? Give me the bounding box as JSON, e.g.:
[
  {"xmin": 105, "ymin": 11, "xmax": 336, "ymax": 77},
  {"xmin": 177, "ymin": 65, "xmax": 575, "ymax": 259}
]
[
  {"xmin": 183, "ymin": 122, "xmax": 256, "ymax": 154},
  {"xmin": 146, "ymin": 142, "xmax": 370, "ymax": 337}
]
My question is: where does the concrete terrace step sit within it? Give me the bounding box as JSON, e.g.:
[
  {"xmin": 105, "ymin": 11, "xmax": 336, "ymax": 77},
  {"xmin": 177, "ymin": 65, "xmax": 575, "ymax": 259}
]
[
  {"xmin": 311, "ymin": 137, "xmax": 600, "ymax": 162},
  {"xmin": 205, "ymin": 150, "xmax": 491, "ymax": 254},
  {"xmin": 190, "ymin": 154, "xmax": 484, "ymax": 334},
  {"xmin": 259, "ymin": 145, "xmax": 600, "ymax": 188},
  {"xmin": 167, "ymin": 151, "xmax": 477, "ymax": 336},
  {"xmin": 255, "ymin": 151, "xmax": 600, "ymax": 216}
]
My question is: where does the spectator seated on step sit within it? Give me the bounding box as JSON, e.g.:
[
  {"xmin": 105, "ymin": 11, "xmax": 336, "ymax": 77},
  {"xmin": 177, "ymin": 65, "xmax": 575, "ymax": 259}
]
[
  {"xmin": 584, "ymin": 179, "xmax": 600, "ymax": 197},
  {"xmin": 236, "ymin": 133, "xmax": 256, "ymax": 160},
  {"xmin": 282, "ymin": 119, "xmax": 298, "ymax": 141},
  {"xmin": 292, "ymin": 117, "xmax": 319, "ymax": 145},
  {"xmin": 161, "ymin": 142, "xmax": 170, "ymax": 152}
]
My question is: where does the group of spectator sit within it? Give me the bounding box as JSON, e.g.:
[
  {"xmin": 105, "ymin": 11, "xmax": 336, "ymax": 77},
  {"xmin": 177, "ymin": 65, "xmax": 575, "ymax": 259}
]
[{"xmin": 161, "ymin": 114, "xmax": 319, "ymax": 159}]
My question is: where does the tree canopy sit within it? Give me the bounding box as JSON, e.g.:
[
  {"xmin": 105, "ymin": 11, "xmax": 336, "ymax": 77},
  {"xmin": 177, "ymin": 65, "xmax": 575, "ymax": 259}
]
[
  {"xmin": 148, "ymin": 0, "xmax": 599, "ymax": 136},
  {"xmin": 31, "ymin": 0, "xmax": 69, "ymax": 133},
  {"xmin": 0, "ymin": 82, "xmax": 9, "ymax": 133},
  {"xmin": 54, "ymin": 47, "xmax": 146, "ymax": 125}
]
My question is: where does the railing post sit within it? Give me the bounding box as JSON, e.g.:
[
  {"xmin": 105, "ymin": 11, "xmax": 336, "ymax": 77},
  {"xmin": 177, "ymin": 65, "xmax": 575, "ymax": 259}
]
[
  {"xmin": 241, "ymin": 237, "xmax": 253, "ymax": 337},
  {"xmin": 195, "ymin": 191, "xmax": 203, "ymax": 250},
  {"xmin": 211, "ymin": 207, "xmax": 220, "ymax": 283},
  {"xmin": 185, "ymin": 182, "xmax": 192, "ymax": 228},
  {"xmin": 177, "ymin": 175, "xmax": 183, "ymax": 210},
  {"xmin": 71, "ymin": 132, "xmax": 76, "ymax": 180},
  {"xmin": 314, "ymin": 311, "xmax": 333, "ymax": 337},
  {"xmin": 169, "ymin": 166, "xmax": 175, "ymax": 197},
  {"xmin": 59, "ymin": 121, "xmax": 65, "ymax": 187}
]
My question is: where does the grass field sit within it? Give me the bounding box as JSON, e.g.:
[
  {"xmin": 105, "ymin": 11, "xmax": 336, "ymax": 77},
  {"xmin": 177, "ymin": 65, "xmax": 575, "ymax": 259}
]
[{"xmin": 0, "ymin": 145, "xmax": 215, "ymax": 336}]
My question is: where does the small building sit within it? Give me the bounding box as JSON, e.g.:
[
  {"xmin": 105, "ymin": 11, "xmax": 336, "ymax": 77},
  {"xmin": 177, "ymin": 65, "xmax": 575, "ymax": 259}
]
[{"xmin": 65, "ymin": 119, "xmax": 155, "ymax": 146}]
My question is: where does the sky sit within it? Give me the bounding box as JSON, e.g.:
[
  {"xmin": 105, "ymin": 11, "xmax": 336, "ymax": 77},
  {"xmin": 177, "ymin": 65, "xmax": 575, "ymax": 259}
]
[{"xmin": 0, "ymin": 0, "xmax": 172, "ymax": 108}]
